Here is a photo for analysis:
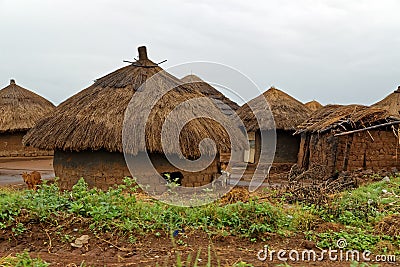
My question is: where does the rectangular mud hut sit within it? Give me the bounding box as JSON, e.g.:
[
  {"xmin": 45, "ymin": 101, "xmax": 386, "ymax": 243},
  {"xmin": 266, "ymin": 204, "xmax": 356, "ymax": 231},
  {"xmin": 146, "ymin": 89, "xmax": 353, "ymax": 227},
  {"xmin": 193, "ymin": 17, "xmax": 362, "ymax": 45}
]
[
  {"xmin": 295, "ymin": 104, "xmax": 400, "ymax": 177},
  {"xmin": 236, "ymin": 87, "xmax": 311, "ymax": 176},
  {"xmin": 23, "ymin": 46, "xmax": 244, "ymax": 191},
  {"xmin": 0, "ymin": 79, "xmax": 55, "ymax": 157}
]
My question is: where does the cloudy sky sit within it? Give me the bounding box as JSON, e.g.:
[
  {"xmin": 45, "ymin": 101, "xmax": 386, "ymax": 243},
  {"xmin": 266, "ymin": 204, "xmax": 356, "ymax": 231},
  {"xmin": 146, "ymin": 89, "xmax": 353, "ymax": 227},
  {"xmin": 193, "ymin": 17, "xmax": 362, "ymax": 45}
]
[{"xmin": 0, "ymin": 0, "xmax": 399, "ymax": 106}]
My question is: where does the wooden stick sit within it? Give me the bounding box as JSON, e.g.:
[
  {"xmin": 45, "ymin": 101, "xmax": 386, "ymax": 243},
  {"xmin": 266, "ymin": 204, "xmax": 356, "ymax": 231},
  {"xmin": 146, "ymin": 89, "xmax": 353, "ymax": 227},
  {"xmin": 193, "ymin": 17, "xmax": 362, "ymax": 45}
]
[{"xmin": 334, "ymin": 121, "xmax": 400, "ymax": 136}]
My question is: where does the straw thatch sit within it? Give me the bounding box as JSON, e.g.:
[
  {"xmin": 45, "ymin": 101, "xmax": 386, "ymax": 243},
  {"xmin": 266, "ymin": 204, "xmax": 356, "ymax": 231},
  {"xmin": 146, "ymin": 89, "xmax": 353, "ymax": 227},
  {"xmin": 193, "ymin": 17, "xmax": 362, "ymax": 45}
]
[
  {"xmin": 23, "ymin": 47, "xmax": 244, "ymax": 157},
  {"xmin": 0, "ymin": 80, "xmax": 55, "ymax": 133},
  {"xmin": 236, "ymin": 87, "xmax": 312, "ymax": 132},
  {"xmin": 305, "ymin": 100, "xmax": 323, "ymax": 112},
  {"xmin": 181, "ymin": 74, "xmax": 240, "ymax": 116},
  {"xmin": 372, "ymin": 86, "xmax": 400, "ymax": 117},
  {"xmin": 295, "ymin": 104, "xmax": 391, "ymax": 134}
]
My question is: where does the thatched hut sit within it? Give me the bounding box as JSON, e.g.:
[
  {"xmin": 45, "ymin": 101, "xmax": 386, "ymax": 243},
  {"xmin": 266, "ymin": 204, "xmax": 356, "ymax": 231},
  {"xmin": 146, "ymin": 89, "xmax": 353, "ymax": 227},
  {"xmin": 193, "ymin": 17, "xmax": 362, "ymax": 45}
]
[
  {"xmin": 373, "ymin": 86, "xmax": 400, "ymax": 117},
  {"xmin": 237, "ymin": 87, "xmax": 311, "ymax": 165},
  {"xmin": 305, "ymin": 100, "xmax": 323, "ymax": 112},
  {"xmin": 181, "ymin": 74, "xmax": 240, "ymax": 116},
  {"xmin": 0, "ymin": 79, "xmax": 55, "ymax": 157},
  {"xmin": 24, "ymin": 47, "xmax": 242, "ymax": 190},
  {"xmin": 295, "ymin": 104, "xmax": 400, "ymax": 175}
]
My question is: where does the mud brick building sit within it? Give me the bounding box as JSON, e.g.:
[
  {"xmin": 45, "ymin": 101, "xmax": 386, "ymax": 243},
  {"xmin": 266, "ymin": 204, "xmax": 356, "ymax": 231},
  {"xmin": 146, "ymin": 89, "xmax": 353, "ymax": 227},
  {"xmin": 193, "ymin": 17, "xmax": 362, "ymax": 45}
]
[
  {"xmin": 0, "ymin": 79, "xmax": 54, "ymax": 157},
  {"xmin": 296, "ymin": 104, "xmax": 400, "ymax": 175},
  {"xmin": 24, "ymin": 47, "xmax": 244, "ymax": 190},
  {"xmin": 237, "ymin": 87, "xmax": 311, "ymax": 165}
]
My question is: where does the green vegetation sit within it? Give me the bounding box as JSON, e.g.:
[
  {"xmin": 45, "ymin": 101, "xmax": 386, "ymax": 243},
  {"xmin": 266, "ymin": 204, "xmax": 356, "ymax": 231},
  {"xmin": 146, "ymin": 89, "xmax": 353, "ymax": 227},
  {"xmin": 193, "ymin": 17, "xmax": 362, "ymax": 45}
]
[
  {"xmin": 298, "ymin": 175, "xmax": 400, "ymax": 253},
  {"xmin": 0, "ymin": 175, "xmax": 399, "ymax": 264},
  {"xmin": 0, "ymin": 178, "xmax": 289, "ymax": 239},
  {"xmin": 0, "ymin": 251, "xmax": 49, "ymax": 267}
]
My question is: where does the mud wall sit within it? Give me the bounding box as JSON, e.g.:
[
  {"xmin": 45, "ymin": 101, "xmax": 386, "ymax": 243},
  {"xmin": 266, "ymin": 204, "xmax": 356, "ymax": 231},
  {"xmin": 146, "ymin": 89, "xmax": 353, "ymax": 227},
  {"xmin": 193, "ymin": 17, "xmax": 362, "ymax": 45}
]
[
  {"xmin": 54, "ymin": 150, "xmax": 220, "ymax": 190},
  {"xmin": 0, "ymin": 132, "xmax": 53, "ymax": 157},
  {"xmin": 299, "ymin": 129, "xmax": 400, "ymax": 174}
]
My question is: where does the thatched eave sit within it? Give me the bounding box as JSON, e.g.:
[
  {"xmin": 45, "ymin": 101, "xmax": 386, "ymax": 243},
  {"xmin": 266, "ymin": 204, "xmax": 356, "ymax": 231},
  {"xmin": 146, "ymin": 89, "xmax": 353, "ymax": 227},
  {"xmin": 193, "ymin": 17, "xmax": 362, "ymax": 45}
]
[{"xmin": 295, "ymin": 104, "xmax": 394, "ymax": 135}]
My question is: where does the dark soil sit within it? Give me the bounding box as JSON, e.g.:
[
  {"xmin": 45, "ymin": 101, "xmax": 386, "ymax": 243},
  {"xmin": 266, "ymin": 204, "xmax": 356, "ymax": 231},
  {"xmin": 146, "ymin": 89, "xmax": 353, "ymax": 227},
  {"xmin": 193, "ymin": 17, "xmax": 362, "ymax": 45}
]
[{"xmin": 1, "ymin": 220, "xmax": 398, "ymax": 267}]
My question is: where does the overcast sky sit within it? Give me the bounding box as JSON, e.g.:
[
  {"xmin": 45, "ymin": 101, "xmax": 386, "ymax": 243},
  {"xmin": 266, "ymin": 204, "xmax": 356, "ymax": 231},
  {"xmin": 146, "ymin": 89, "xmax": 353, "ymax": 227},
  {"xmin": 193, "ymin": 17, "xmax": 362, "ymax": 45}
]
[{"xmin": 0, "ymin": 0, "xmax": 399, "ymax": 106}]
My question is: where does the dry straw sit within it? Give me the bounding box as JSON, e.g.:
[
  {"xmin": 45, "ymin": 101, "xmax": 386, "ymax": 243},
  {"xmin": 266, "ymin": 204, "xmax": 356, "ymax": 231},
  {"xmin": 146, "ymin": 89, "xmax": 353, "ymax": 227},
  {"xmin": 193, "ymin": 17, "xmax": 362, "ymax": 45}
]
[
  {"xmin": 305, "ymin": 100, "xmax": 323, "ymax": 112},
  {"xmin": 236, "ymin": 87, "xmax": 311, "ymax": 132},
  {"xmin": 0, "ymin": 80, "xmax": 55, "ymax": 133},
  {"xmin": 181, "ymin": 74, "xmax": 240, "ymax": 114},
  {"xmin": 373, "ymin": 86, "xmax": 400, "ymax": 117},
  {"xmin": 24, "ymin": 47, "xmax": 245, "ymax": 157},
  {"xmin": 295, "ymin": 104, "xmax": 391, "ymax": 134}
]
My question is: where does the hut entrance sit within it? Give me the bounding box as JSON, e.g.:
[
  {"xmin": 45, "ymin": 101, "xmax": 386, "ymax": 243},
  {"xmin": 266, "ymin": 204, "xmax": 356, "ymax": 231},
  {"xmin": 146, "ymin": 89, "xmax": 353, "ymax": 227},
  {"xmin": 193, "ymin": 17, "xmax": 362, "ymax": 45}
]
[
  {"xmin": 297, "ymin": 134, "xmax": 311, "ymax": 169},
  {"xmin": 244, "ymin": 132, "xmax": 256, "ymax": 163},
  {"xmin": 274, "ymin": 130, "xmax": 301, "ymax": 163}
]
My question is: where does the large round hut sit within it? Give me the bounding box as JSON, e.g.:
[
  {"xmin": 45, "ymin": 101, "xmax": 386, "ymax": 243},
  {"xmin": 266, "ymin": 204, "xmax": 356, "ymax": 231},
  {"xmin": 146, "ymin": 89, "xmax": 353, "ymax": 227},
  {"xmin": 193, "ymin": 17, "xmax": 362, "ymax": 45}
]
[
  {"xmin": 24, "ymin": 46, "xmax": 242, "ymax": 190},
  {"xmin": 0, "ymin": 79, "xmax": 55, "ymax": 157},
  {"xmin": 181, "ymin": 74, "xmax": 240, "ymax": 116},
  {"xmin": 237, "ymin": 87, "xmax": 311, "ymax": 165}
]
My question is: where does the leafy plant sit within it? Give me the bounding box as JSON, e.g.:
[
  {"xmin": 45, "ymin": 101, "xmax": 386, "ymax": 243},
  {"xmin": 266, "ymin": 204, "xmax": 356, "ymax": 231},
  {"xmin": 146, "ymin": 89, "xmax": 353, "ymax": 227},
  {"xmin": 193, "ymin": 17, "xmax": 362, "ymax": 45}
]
[{"xmin": 0, "ymin": 251, "xmax": 49, "ymax": 267}]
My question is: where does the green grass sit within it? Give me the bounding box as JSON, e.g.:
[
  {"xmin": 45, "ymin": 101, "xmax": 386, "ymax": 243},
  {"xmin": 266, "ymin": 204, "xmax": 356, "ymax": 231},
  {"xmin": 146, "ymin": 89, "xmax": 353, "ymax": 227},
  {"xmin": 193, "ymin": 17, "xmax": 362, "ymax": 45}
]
[
  {"xmin": 0, "ymin": 251, "xmax": 49, "ymax": 267},
  {"xmin": 1, "ymin": 175, "xmax": 399, "ymax": 257},
  {"xmin": 301, "ymin": 175, "xmax": 400, "ymax": 254},
  {"xmin": 0, "ymin": 178, "xmax": 290, "ymax": 239}
]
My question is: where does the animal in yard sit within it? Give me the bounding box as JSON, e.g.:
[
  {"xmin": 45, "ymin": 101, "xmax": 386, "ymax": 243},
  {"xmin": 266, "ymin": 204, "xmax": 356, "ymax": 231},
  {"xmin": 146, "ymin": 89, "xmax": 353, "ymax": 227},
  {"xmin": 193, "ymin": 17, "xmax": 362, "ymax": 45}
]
[
  {"xmin": 214, "ymin": 162, "xmax": 231, "ymax": 188},
  {"xmin": 22, "ymin": 171, "xmax": 42, "ymax": 190}
]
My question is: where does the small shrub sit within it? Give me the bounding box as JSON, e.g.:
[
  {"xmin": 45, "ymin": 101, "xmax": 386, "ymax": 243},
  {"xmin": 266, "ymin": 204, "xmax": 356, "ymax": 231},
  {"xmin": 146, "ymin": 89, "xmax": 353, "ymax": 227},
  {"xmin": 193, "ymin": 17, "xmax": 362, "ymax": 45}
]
[{"xmin": 0, "ymin": 251, "xmax": 49, "ymax": 267}]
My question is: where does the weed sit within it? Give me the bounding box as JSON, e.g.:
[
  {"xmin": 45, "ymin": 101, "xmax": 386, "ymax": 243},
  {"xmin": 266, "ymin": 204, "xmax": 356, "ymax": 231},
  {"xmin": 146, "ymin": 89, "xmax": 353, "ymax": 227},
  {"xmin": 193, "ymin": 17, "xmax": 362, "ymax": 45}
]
[
  {"xmin": 0, "ymin": 251, "xmax": 49, "ymax": 267},
  {"xmin": 11, "ymin": 223, "xmax": 26, "ymax": 236}
]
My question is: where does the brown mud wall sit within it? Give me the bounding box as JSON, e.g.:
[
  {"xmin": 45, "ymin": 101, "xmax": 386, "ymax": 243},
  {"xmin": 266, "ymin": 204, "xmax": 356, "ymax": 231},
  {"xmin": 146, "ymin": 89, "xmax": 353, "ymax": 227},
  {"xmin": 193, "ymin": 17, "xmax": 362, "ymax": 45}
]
[
  {"xmin": 0, "ymin": 132, "xmax": 53, "ymax": 157},
  {"xmin": 54, "ymin": 150, "xmax": 220, "ymax": 190},
  {"xmin": 298, "ymin": 129, "xmax": 400, "ymax": 174}
]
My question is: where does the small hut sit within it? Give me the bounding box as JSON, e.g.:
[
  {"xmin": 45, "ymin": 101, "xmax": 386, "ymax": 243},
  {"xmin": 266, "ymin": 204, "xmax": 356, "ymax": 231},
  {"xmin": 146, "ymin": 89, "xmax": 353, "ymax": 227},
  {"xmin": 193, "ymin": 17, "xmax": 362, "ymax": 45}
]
[
  {"xmin": 296, "ymin": 104, "xmax": 400, "ymax": 176},
  {"xmin": 0, "ymin": 79, "xmax": 55, "ymax": 157},
  {"xmin": 181, "ymin": 74, "xmax": 240, "ymax": 116},
  {"xmin": 24, "ymin": 47, "xmax": 242, "ymax": 190},
  {"xmin": 305, "ymin": 100, "xmax": 323, "ymax": 112},
  {"xmin": 237, "ymin": 87, "xmax": 311, "ymax": 165}
]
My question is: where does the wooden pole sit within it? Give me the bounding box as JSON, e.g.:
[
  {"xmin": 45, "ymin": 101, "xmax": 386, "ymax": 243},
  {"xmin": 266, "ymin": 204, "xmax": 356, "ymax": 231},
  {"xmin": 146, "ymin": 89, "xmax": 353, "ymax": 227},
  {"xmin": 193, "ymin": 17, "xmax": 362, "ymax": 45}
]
[{"xmin": 334, "ymin": 121, "xmax": 400, "ymax": 136}]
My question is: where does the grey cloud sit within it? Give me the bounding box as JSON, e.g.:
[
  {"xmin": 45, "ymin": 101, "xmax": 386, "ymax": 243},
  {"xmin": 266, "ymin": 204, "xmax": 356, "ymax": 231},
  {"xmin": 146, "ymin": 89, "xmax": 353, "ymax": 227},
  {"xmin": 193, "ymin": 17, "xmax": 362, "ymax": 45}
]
[{"xmin": 0, "ymin": 0, "xmax": 399, "ymax": 106}]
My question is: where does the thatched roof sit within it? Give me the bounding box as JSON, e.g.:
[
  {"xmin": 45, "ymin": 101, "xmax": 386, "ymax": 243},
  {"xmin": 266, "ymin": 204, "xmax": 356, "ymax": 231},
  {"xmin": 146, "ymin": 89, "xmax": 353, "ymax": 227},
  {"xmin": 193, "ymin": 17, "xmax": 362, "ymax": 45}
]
[
  {"xmin": 181, "ymin": 74, "xmax": 240, "ymax": 116},
  {"xmin": 0, "ymin": 80, "xmax": 55, "ymax": 133},
  {"xmin": 305, "ymin": 100, "xmax": 323, "ymax": 112},
  {"xmin": 23, "ymin": 47, "xmax": 244, "ymax": 157},
  {"xmin": 236, "ymin": 87, "xmax": 311, "ymax": 132},
  {"xmin": 372, "ymin": 86, "xmax": 400, "ymax": 117},
  {"xmin": 295, "ymin": 104, "xmax": 392, "ymax": 134}
]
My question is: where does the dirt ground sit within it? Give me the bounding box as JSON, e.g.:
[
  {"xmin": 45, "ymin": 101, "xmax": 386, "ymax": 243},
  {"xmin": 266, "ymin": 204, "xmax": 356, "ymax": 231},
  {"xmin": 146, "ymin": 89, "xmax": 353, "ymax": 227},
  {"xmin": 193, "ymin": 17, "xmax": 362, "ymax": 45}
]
[
  {"xmin": 0, "ymin": 156, "xmax": 54, "ymax": 186},
  {"xmin": 0, "ymin": 223, "xmax": 398, "ymax": 267}
]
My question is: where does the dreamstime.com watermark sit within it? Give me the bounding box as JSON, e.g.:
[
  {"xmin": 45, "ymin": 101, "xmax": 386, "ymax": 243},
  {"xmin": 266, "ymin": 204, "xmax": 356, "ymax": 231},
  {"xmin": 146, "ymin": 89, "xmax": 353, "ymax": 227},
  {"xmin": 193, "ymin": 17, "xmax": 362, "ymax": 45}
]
[{"xmin": 257, "ymin": 239, "xmax": 397, "ymax": 263}]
